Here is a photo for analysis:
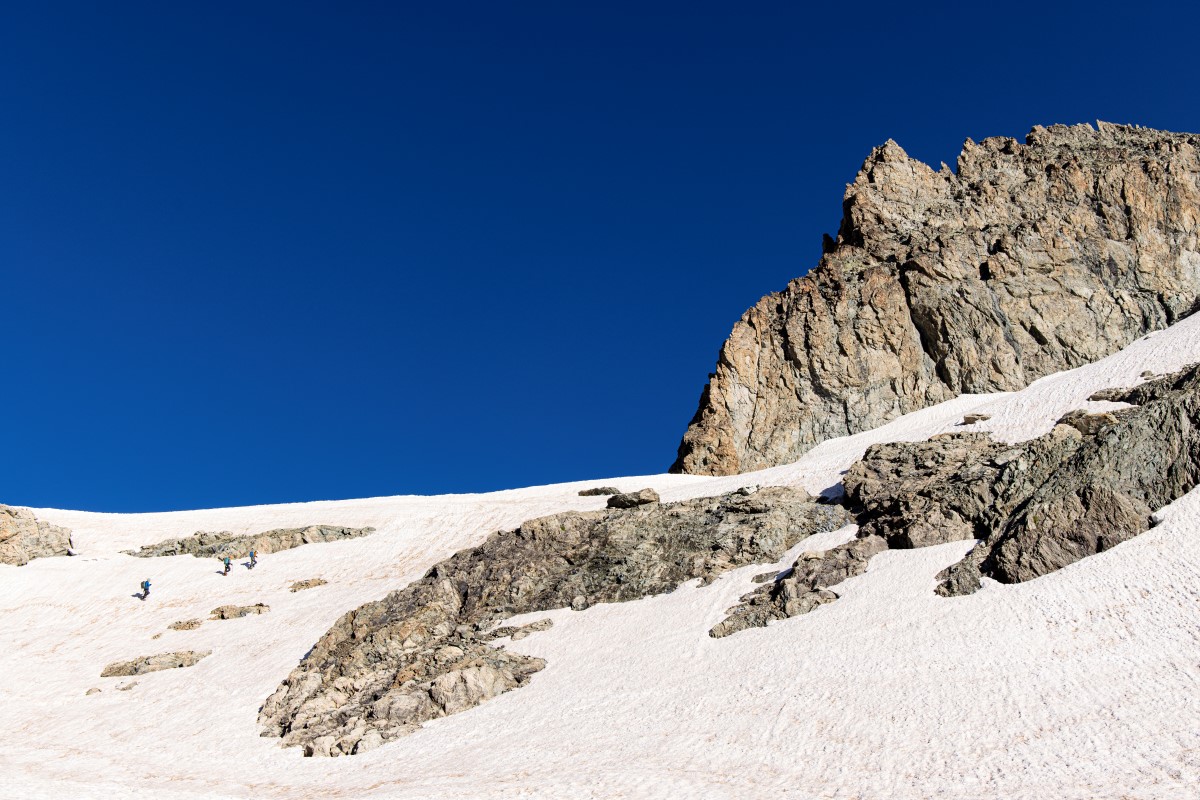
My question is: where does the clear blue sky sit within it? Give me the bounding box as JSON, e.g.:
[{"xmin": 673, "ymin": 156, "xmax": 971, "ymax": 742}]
[{"xmin": 2, "ymin": 1, "xmax": 1196, "ymax": 511}]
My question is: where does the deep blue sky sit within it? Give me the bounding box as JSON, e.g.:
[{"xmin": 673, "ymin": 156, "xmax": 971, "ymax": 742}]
[{"xmin": 3, "ymin": 1, "xmax": 1197, "ymax": 511}]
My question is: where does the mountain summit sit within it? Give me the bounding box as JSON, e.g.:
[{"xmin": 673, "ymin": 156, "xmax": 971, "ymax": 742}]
[{"xmin": 672, "ymin": 122, "xmax": 1200, "ymax": 475}]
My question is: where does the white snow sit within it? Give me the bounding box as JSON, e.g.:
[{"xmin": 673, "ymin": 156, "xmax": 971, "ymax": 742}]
[{"xmin": 4, "ymin": 315, "xmax": 1200, "ymax": 799}]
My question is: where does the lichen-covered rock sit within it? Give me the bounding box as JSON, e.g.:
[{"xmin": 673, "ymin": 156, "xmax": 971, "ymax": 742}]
[
  {"xmin": 578, "ymin": 486, "xmax": 620, "ymax": 496},
  {"xmin": 674, "ymin": 123, "xmax": 1200, "ymax": 476},
  {"xmin": 101, "ymin": 650, "xmax": 211, "ymax": 677},
  {"xmin": 124, "ymin": 525, "xmax": 375, "ymax": 559},
  {"xmin": 0, "ymin": 505, "xmax": 73, "ymax": 566},
  {"xmin": 259, "ymin": 486, "xmax": 849, "ymax": 755}
]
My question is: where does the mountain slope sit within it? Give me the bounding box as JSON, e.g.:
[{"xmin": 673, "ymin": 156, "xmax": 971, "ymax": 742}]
[{"xmin": 4, "ymin": 313, "xmax": 1200, "ymax": 798}]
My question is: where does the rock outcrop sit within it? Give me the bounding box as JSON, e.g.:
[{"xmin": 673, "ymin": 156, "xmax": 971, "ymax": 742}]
[
  {"xmin": 210, "ymin": 604, "xmax": 270, "ymax": 620},
  {"xmin": 124, "ymin": 525, "xmax": 375, "ymax": 559},
  {"xmin": 101, "ymin": 650, "xmax": 211, "ymax": 677},
  {"xmin": 168, "ymin": 619, "xmax": 203, "ymax": 631},
  {"xmin": 0, "ymin": 505, "xmax": 73, "ymax": 566},
  {"xmin": 714, "ymin": 365, "xmax": 1200, "ymax": 631},
  {"xmin": 673, "ymin": 123, "xmax": 1200, "ymax": 476},
  {"xmin": 290, "ymin": 578, "xmax": 328, "ymax": 592},
  {"xmin": 578, "ymin": 486, "xmax": 620, "ymax": 496},
  {"xmin": 259, "ymin": 486, "xmax": 848, "ymax": 756}
]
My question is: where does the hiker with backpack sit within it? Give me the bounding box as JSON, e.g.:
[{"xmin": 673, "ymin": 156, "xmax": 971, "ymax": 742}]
[
  {"xmin": 140, "ymin": 579, "xmax": 151, "ymax": 600},
  {"xmin": 248, "ymin": 549, "xmax": 257, "ymax": 569},
  {"xmin": 222, "ymin": 556, "xmax": 232, "ymax": 575}
]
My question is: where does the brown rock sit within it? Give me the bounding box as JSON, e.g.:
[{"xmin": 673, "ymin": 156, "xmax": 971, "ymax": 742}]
[
  {"xmin": 0, "ymin": 505, "xmax": 73, "ymax": 566},
  {"xmin": 674, "ymin": 123, "xmax": 1200, "ymax": 476}
]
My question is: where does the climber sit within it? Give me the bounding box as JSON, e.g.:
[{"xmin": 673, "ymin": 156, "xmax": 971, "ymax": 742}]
[
  {"xmin": 223, "ymin": 556, "xmax": 232, "ymax": 575},
  {"xmin": 140, "ymin": 579, "xmax": 151, "ymax": 600},
  {"xmin": 248, "ymin": 549, "xmax": 257, "ymax": 569}
]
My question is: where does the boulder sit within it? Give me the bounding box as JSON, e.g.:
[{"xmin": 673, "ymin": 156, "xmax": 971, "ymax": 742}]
[
  {"xmin": 0, "ymin": 505, "xmax": 73, "ymax": 566},
  {"xmin": 606, "ymin": 488, "xmax": 660, "ymax": 508}
]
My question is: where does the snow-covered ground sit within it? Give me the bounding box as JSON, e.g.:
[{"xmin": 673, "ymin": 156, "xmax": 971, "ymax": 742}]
[{"xmin": 4, "ymin": 315, "xmax": 1200, "ymax": 799}]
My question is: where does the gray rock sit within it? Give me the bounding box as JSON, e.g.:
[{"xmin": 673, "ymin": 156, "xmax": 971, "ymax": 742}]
[
  {"xmin": 124, "ymin": 525, "xmax": 375, "ymax": 559},
  {"xmin": 258, "ymin": 486, "xmax": 849, "ymax": 755},
  {"xmin": 716, "ymin": 363, "xmax": 1200, "ymax": 630},
  {"xmin": 960, "ymin": 413, "xmax": 991, "ymax": 425},
  {"xmin": 606, "ymin": 488, "xmax": 660, "ymax": 508},
  {"xmin": 0, "ymin": 505, "xmax": 73, "ymax": 566},
  {"xmin": 101, "ymin": 650, "xmax": 211, "ymax": 677},
  {"xmin": 85, "ymin": 687, "xmax": 101, "ymax": 696},
  {"xmin": 674, "ymin": 123, "xmax": 1200, "ymax": 476},
  {"xmin": 578, "ymin": 487, "xmax": 621, "ymax": 496},
  {"xmin": 210, "ymin": 604, "xmax": 269, "ymax": 620},
  {"xmin": 711, "ymin": 536, "xmax": 886, "ymax": 637}
]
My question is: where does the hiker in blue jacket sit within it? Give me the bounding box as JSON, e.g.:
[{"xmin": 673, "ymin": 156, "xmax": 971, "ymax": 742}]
[
  {"xmin": 249, "ymin": 550, "xmax": 257, "ymax": 569},
  {"xmin": 222, "ymin": 556, "xmax": 232, "ymax": 575},
  {"xmin": 140, "ymin": 579, "xmax": 151, "ymax": 600}
]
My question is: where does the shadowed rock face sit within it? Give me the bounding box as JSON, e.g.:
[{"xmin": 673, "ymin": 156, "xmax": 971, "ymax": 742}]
[
  {"xmin": 0, "ymin": 505, "xmax": 73, "ymax": 566},
  {"xmin": 124, "ymin": 525, "xmax": 376, "ymax": 559},
  {"xmin": 258, "ymin": 486, "xmax": 849, "ymax": 756},
  {"xmin": 712, "ymin": 365, "xmax": 1200, "ymax": 633},
  {"xmin": 674, "ymin": 123, "xmax": 1200, "ymax": 476},
  {"xmin": 101, "ymin": 650, "xmax": 211, "ymax": 677}
]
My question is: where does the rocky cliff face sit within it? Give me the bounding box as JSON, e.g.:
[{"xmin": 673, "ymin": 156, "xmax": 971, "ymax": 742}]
[
  {"xmin": 0, "ymin": 505, "xmax": 73, "ymax": 566},
  {"xmin": 673, "ymin": 123, "xmax": 1200, "ymax": 475}
]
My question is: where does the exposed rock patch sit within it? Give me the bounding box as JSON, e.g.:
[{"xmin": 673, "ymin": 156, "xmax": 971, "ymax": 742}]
[
  {"xmin": 605, "ymin": 488, "xmax": 660, "ymax": 508},
  {"xmin": 0, "ymin": 505, "xmax": 73, "ymax": 566},
  {"xmin": 124, "ymin": 525, "xmax": 376, "ymax": 559},
  {"xmin": 674, "ymin": 123, "xmax": 1200, "ymax": 476},
  {"xmin": 101, "ymin": 650, "xmax": 211, "ymax": 677},
  {"xmin": 290, "ymin": 578, "xmax": 328, "ymax": 592},
  {"xmin": 578, "ymin": 486, "xmax": 620, "ymax": 496},
  {"xmin": 259, "ymin": 486, "xmax": 849, "ymax": 756},
  {"xmin": 169, "ymin": 619, "xmax": 203, "ymax": 631},
  {"xmin": 210, "ymin": 604, "xmax": 269, "ymax": 620}
]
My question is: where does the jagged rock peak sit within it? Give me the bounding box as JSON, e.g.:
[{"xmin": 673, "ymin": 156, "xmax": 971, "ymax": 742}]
[{"xmin": 672, "ymin": 122, "xmax": 1200, "ymax": 476}]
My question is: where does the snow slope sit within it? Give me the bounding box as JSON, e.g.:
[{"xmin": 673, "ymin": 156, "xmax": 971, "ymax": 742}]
[{"xmin": 4, "ymin": 315, "xmax": 1200, "ymax": 799}]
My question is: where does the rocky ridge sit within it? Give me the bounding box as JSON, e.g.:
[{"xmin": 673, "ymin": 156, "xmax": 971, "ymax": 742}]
[
  {"xmin": 674, "ymin": 123, "xmax": 1200, "ymax": 476},
  {"xmin": 124, "ymin": 525, "xmax": 376, "ymax": 559},
  {"xmin": 259, "ymin": 486, "xmax": 849, "ymax": 756},
  {"xmin": 0, "ymin": 505, "xmax": 73, "ymax": 566},
  {"xmin": 713, "ymin": 365, "xmax": 1200, "ymax": 634}
]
